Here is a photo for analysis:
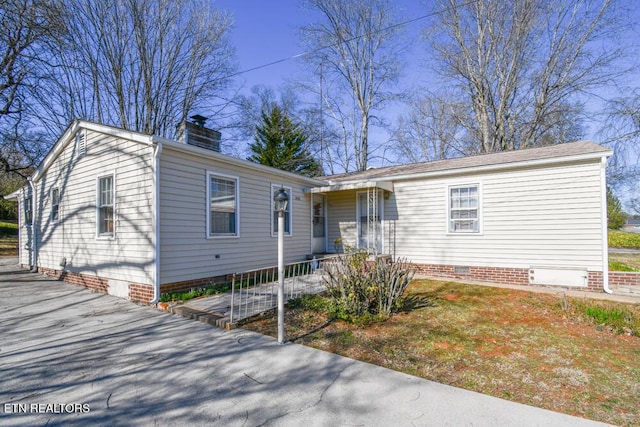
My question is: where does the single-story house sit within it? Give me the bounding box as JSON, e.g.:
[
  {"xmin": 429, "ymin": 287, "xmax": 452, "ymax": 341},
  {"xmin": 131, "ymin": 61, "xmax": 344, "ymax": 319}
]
[{"xmin": 10, "ymin": 119, "xmax": 615, "ymax": 304}]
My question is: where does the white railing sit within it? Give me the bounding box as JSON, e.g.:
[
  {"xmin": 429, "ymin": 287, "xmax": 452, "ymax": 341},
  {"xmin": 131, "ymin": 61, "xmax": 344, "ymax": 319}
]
[{"xmin": 228, "ymin": 255, "xmax": 341, "ymax": 325}]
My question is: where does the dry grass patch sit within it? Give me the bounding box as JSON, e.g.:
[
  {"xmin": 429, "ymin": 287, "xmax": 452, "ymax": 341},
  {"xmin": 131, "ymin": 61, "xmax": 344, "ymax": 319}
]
[
  {"xmin": 0, "ymin": 236, "xmax": 18, "ymax": 256},
  {"xmin": 241, "ymin": 280, "xmax": 640, "ymax": 426}
]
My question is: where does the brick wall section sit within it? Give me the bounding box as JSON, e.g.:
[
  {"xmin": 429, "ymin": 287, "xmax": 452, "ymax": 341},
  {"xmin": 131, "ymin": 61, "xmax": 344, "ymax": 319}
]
[
  {"xmin": 129, "ymin": 283, "xmax": 154, "ymax": 305},
  {"xmin": 414, "ymin": 264, "xmax": 529, "ymax": 286},
  {"xmin": 415, "ymin": 263, "xmax": 640, "ymax": 293},
  {"xmin": 609, "ymin": 272, "xmax": 640, "ymax": 288},
  {"xmin": 39, "ymin": 267, "xmax": 108, "ymax": 293}
]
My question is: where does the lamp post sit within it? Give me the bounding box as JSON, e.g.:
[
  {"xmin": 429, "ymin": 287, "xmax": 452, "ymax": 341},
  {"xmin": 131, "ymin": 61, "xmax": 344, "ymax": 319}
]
[{"xmin": 274, "ymin": 187, "xmax": 289, "ymax": 344}]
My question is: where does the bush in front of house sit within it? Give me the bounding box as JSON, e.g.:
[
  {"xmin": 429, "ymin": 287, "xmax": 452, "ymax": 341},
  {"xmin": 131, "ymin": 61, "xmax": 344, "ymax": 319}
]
[{"xmin": 323, "ymin": 249, "xmax": 415, "ymax": 322}]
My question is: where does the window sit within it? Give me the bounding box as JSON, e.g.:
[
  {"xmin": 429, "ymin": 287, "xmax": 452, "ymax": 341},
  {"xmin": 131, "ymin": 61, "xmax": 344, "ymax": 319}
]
[
  {"xmin": 51, "ymin": 187, "xmax": 60, "ymax": 222},
  {"xmin": 449, "ymin": 185, "xmax": 480, "ymax": 233},
  {"xmin": 23, "ymin": 195, "xmax": 32, "ymax": 225},
  {"xmin": 207, "ymin": 172, "xmax": 238, "ymax": 237},
  {"xmin": 97, "ymin": 175, "xmax": 114, "ymax": 237},
  {"xmin": 272, "ymin": 185, "xmax": 291, "ymax": 236}
]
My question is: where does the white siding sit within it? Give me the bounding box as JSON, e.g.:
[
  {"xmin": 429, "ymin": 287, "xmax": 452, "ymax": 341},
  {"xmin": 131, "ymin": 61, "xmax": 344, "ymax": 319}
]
[
  {"xmin": 326, "ymin": 159, "xmax": 605, "ymax": 271},
  {"xmin": 391, "ymin": 160, "xmax": 604, "ymax": 270},
  {"xmin": 34, "ymin": 129, "xmax": 155, "ymax": 284},
  {"xmin": 159, "ymin": 147, "xmax": 313, "ymax": 284}
]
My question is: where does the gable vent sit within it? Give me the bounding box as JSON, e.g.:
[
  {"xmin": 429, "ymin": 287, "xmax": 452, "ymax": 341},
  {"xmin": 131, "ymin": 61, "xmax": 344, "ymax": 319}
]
[{"xmin": 75, "ymin": 130, "xmax": 86, "ymax": 158}]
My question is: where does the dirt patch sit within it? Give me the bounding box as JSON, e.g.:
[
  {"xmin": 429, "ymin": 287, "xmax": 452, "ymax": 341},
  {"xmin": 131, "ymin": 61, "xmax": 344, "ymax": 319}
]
[{"xmin": 240, "ymin": 279, "xmax": 640, "ymax": 426}]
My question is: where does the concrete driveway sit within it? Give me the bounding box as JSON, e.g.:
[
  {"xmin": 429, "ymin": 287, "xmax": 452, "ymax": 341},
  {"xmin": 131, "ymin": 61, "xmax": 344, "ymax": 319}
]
[{"xmin": 0, "ymin": 258, "xmax": 608, "ymax": 426}]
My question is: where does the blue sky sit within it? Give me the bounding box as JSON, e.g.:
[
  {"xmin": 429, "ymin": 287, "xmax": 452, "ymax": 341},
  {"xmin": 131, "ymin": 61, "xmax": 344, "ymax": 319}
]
[{"xmin": 214, "ymin": 0, "xmax": 427, "ymax": 95}]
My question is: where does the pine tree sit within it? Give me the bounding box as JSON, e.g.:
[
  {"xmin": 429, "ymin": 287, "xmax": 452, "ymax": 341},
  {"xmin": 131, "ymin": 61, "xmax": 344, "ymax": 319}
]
[{"xmin": 248, "ymin": 104, "xmax": 322, "ymax": 177}]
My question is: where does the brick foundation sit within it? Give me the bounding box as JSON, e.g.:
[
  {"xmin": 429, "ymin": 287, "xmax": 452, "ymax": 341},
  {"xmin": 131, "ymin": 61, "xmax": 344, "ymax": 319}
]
[
  {"xmin": 38, "ymin": 267, "xmax": 155, "ymax": 305},
  {"xmin": 129, "ymin": 283, "xmax": 154, "ymax": 305},
  {"xmin": 414, "ymin": 263, "xmax": 530, "ymax": 286},
  {"xmin": 39, "ymin": 267, "xmax": 108, "ymax": 293},
  {"xmin": 414, "ymin": 263, "xmax": 640, "ymax": 293}
]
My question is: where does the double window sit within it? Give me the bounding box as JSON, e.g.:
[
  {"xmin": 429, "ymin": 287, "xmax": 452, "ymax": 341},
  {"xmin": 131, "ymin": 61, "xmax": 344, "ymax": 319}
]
[
  {"xmin": 97, "ymin": 174, "xmax": 114, "ymax": 237},
  {"xmin": 448, "ymin": 184, "xmax": 480, "ymax": 233},
  {"xmin": 207, "ymin": 172, "xmax": 239, "ymax": 237},
  {"xmin": 272, "ymin": 185, "xmax": 291, "ymax": 236}
]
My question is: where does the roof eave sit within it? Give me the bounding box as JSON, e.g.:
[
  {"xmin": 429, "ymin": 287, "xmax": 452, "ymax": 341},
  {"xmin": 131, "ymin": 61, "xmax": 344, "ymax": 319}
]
[{"xmin": 326, "ymin": 150, "xmax": 613, "ymax": 186}]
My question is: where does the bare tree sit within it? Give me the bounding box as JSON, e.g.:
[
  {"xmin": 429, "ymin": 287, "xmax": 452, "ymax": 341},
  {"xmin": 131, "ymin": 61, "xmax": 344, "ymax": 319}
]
[
  {"xmin": 0, "ymin": 0, "xmax": 65, "ymax": 175},
  {"xmin": 391, "ymin": 92, "xmax": 465, "ymax": 163},
  {"xmin": 427, "ymin": 0, "xmax": 621, "ymax": 154},
  {"xmin": 300, "ymin": 0, "xmax": 405, "ymax": 172},
  {"xmin": 39, "ymin": 0, "xmax": 235, "ymax": 138}
]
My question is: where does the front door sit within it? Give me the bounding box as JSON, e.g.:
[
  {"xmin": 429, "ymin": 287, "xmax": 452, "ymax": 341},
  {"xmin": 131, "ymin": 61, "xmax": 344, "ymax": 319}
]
[
  {"xmin": 312, "ymin": 194, "xmax": 326, "ymax": 253},
  {"xmin": 357, "ymin": 191, "xmax": 383, "ymax": 253}
]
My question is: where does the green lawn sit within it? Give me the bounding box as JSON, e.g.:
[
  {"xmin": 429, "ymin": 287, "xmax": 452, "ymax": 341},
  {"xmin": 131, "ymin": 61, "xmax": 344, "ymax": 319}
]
[{"xmin": 609, "ymin": 230, "xmax": 640, "ymax": 249}]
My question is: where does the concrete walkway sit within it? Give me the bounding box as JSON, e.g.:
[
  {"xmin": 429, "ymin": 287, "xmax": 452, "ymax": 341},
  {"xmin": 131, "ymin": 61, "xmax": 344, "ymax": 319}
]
[{"xmin": 0, "ymin": 258, "xmax": 611, "ymax": 426}]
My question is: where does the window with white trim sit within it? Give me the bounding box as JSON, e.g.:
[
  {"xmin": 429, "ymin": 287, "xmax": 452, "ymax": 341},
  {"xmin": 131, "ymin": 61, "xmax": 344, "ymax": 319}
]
[
  {"xmin": 23, "ymin": 195, "xmax": 32, "ymax": 225},
  {"xmin": 449, "ymin": 185, "xmax": 480, "ymax": 233},
  {"xmin": 271, "ymin": 185, "xmax": 291, "ymax": 236},
  {"xmin": 208, "ymin": 172, "xmax": 238, "ymax": 237},
  {"xmin": 97, "ymin": 175, "xmax": 114, "ymax": 237},
  {"xmin": 51, "ymin": 187, "xmax": 60, "ymax": 222}
]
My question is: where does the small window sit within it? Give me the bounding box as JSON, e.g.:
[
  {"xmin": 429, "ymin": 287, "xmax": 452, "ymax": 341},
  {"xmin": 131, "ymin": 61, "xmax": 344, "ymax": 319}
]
[
  {"xmin": 97, "ymin": 175, "xmax": 114, "ymax": 237},
  {"xmin": 207, "ymin": 172, "xmax": 238, "ymax": 237},
  {"xmin": 51, "ymin": 187, "xmax": 60, "ymax": 222},
  {"xmin": 272, "ymin": 185, "xmax": 291, "ymax": 236},
  {"xmin": 23, "ymin": 195, "xmax": 32, "ymax": 225},
  {"xmin": 449, "ymin": 185, "xmax": 480, "ymax": 233}
]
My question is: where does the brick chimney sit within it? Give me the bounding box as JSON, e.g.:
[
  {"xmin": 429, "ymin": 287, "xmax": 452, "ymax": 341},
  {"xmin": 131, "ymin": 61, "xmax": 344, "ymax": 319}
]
[{"xmin": 176, "ymin": 115, "xmax": 221, "ymax": 152}]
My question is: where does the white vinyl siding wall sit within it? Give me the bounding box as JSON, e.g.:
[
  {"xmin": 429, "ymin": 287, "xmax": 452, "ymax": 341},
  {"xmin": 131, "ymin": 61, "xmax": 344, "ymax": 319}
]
[
  {"xmin": 34, "ymin": 129, "xmax": 155, "ymax": 285},
  {"xmin": 159, "ymin": 147, "xmax": 313, "ymax": 284},
  {"xmin": 388, "ymin": 160, "xmax": 604, "ymax": 270}
]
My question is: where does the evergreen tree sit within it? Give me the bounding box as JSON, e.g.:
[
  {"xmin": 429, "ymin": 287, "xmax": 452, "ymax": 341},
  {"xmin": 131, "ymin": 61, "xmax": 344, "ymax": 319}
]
[
  {"xmin": 607, "ymin": 187, "xmax": 626, "ymax": 230},
  {"xmin": 248, "ymin": 104, "xmax": 322, "ymax": 177}
]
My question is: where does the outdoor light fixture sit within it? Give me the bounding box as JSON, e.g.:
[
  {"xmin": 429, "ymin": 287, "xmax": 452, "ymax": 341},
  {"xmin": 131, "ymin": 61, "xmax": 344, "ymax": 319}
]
[
  {"xmin": 274, "ymin": 186, "xmax": 289, "ymax": 344},
  {"xmin": 274, "ymin": 187, "xmax": 289, "ymax": 213}
]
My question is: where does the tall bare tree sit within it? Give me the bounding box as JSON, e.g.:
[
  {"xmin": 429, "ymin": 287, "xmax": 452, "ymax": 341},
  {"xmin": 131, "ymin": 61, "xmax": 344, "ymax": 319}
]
[
  {"xmin": 426, "ymin": 0, "xmax": 621, "ymax": 154},
  {"xmin": 39, "ymin": 0, "xmax": 235, "ymax": 138},
  {"xmin": 0, "ymin": 0, "xmax": 65, "ymax": 175},
  {"xmin": 391, "ymin": 92, "xmax": 465, "ymax": 163},
  {"xmin": 300, "ymin": 0, "xmax": 405, "ymax": 172}
]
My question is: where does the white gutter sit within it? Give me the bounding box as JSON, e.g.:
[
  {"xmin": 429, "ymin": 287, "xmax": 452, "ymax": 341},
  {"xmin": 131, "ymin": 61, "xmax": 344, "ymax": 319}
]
[
  {"xmin": 600, "ymin": 156, "xmax": 612, "ymax": 294},
  {"xmin": 27, "ymin": 178, "xmax": 37, "ymax": 272},
  {"xmin": 150, "ymin": 142, "xmax": 163, "ymax": 304}
]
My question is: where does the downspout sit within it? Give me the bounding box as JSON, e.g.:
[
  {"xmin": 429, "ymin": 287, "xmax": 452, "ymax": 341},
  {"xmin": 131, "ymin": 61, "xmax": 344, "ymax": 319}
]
[
  {"xmin": 28, "ymin": 177, "xmax": 37, "ymax": 272},
  {"xmin": 600, "ymin": 156, "xmax": 612, "ymax": 294},
  {"xmin": 150, "ymin": 141, "xmax": 163, "ymax": 304}
]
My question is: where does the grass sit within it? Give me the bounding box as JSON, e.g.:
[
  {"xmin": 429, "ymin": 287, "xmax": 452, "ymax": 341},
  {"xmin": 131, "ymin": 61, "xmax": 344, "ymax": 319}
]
[
  {"xmin": 0, "ymin": 221, "xmax": 18, "ymax": 256},
  {"xmin": 241, "ymin": 280, "xmax": 640, "ymax": 426},
  {"xmin": 609, "ymin": 230, "xmax": 640, "ymax": 249},
  {"xmin": 609, "ymin": 253, "xmax": 640, "ymax": 272},
  {"xmin": 159, "ymin": 283, "xmax": 229, "ymax": 302}
]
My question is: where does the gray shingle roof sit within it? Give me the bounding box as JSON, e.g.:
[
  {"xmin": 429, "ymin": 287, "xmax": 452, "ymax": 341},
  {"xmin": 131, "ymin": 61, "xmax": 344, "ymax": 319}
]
[{"xmin": 322, "ymin": 141, "xmax": 611, "ymax": 183}]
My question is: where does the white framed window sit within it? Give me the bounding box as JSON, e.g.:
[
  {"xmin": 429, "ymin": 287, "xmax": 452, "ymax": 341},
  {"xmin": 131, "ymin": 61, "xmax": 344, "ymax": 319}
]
[
  {"xmin": 207, "ymin": 172, "xmax": 239, "ymax": 237},
  {"xmin": 271, "ymin": 184, "xmax": 292, "ymax": 236},
  {"xmin": 50, "ymin": 187, "xmax": 60, "ymax": 222},
  {"xmin": 23, "ymin": 195, "xmax": 32, "ymax": 226},
  {"xmin": 448, "ymin": 184, "xmax": 480, "ymax": 233},
  {"xmin": 97, "ymin": 174, "xmax": 115, "ymax": 237},
  {"xmin": 75, "ymin": 130, "xmax": 86, "ymax": 158}
]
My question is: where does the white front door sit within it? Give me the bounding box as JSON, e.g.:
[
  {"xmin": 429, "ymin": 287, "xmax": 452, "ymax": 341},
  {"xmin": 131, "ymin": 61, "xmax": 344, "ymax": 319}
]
[
  {"xmin": 312, "ymin": 194, "xmax": 326, "ymax": 253},
  {"xmin": 357, "ymin": 191, "xmax": 383, "ymax": 253}
]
